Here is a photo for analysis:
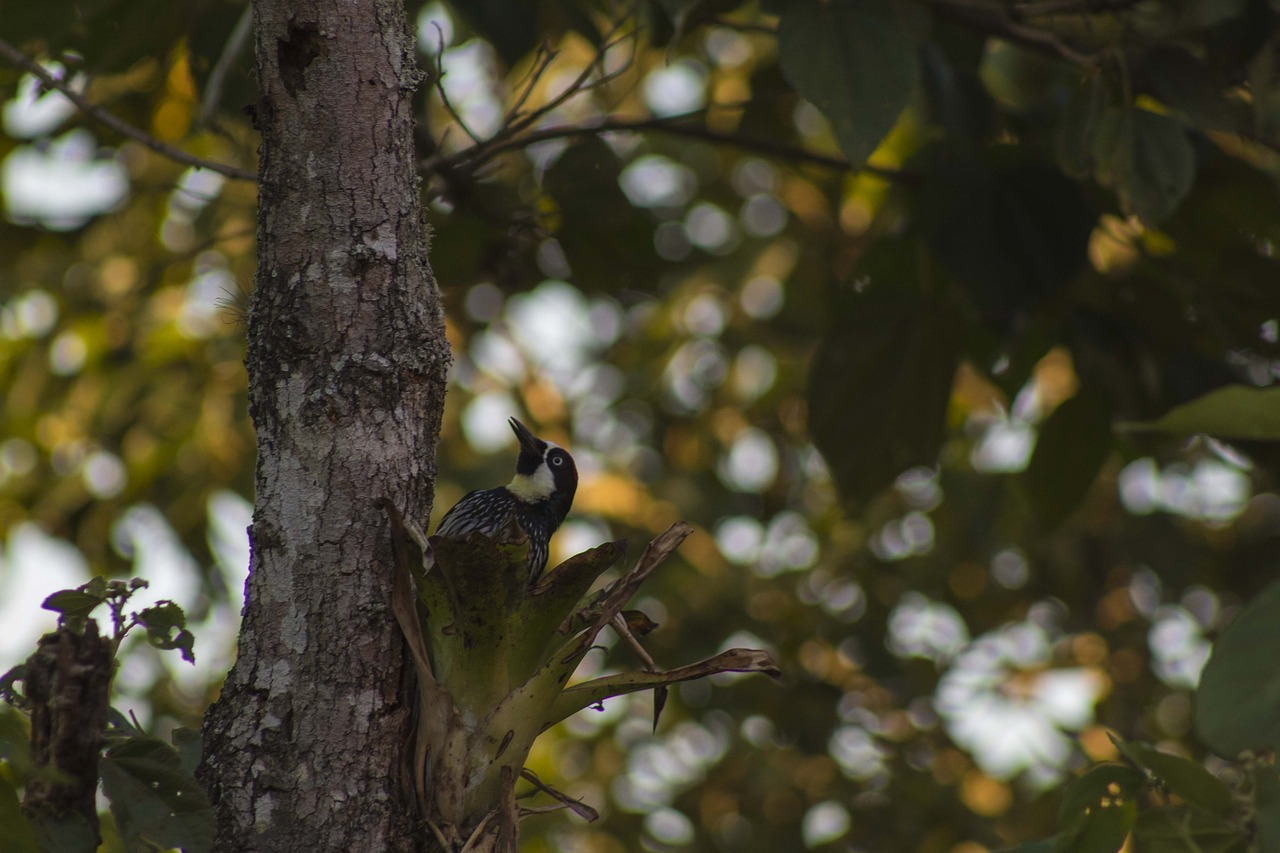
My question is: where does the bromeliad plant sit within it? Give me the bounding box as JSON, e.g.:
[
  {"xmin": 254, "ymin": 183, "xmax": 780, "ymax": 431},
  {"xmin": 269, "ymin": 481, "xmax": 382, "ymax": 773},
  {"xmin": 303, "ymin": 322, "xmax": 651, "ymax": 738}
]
[{"xmin": 384, "ymin": 507, "xmax": 780, "ymax": 851}]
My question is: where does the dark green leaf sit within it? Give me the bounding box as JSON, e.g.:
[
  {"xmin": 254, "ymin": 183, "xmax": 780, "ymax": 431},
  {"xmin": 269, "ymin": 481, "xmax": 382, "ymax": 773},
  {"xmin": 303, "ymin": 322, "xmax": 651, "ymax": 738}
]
[
  {"xmin": 1023, "ymin": 391, "xmax": 1113, "ymax": 528},
  {"xmin": 41, "ymin": 580, "xmax": 109, "ymax": 630},
  {"xmin": 1255, "ymin": 765, "xmax": 1280, "ymax": 853},
  {"xmin": 137, "ymin": 601, "xmax": 195, "ymax": 663},
  {"xmin": 807, "ymin": 240, "xmax": 961, "ymax": 506},
  {"xmin": 915, "ymin": 153, "xmax": 1096, "ymax": 331},
  {"xmin": 0, "ymin": 705, "xmax": 31, "ymax": 775},
  {"xmin": 1056, "ymin": 799, "xmax": 1137, "ymax": 853},
  {"xmin": 1120, "ymin": 386, "xmax": 1280, "ymax": 441},
  {"xmin": 101, "ymin": 736, "xmax": 215, "ymax": 853},
  {"xmin": 543, "ymin": 139, "xmax": 659, "ymax": 292},
  {"xmin": 28, "ymin": 811, "xmax": 99, "ymax": 853},
  {"xmin": 777, "ymin": 0, "xmax": 919, "ymax": 168},
  {"xmin": 170, "ymin": 727, "xmax": 203, "ymax": 779},
  {"xmin": 1095, "ymin": 108, "xmax": 1196, "ymax": 225},
  {"xmin": 1115, "ymin": 741, "xmax": 1233, "ymax": 817},
  {"xmin": 1058, "ymin": 763, "xmax": 1145, "ymax": 825},
  {"xmin": 1055, "ymin": 764, "xmax": 1143, "ymax": 853},
  {"xmin": 448, "ymin": 0, "xmax": 540, "ymax": 66},
  {"xmin": 1133, "ymin": 808, "xmax": 1245, "ymax": 853},
  {"xmin": 0, "ymin": 774, "xmax": 39, "ymax": 853},
  {"xmin": 1195, "ymin": 579, "xmax": 1280, "ymax": 758}
]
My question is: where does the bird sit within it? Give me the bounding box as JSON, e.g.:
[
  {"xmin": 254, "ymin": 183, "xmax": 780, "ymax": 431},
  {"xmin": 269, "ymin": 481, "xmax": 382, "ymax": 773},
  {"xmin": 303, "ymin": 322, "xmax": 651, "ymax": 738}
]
[{"xmin": 434, "ymin": 417, "xmax": 578, "ymax": 583}]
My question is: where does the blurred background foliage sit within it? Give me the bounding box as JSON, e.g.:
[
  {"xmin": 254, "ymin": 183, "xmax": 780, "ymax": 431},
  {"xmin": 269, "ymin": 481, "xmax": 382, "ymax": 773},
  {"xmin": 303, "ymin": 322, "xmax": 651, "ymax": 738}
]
[{"xmin": 2, "ymin": 0, "xmax": 1280, "ymax": 849}]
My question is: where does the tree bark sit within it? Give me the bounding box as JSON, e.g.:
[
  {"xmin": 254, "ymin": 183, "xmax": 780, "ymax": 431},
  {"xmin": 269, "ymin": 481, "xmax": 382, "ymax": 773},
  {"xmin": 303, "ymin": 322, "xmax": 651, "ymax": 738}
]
[
  {"xmin": 199, "ymin": 0, "xmax": 449, "ymax": 850},
  {"xmin": 21, "ymin": 622, "xmax": 113, "ymax": 844}
]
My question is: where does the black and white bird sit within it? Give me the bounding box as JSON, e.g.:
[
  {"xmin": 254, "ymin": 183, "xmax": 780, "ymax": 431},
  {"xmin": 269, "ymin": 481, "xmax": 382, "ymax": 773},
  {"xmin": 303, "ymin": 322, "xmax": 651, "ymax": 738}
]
[{"xmin": 435, "ymin": 417, "xmax": 578, "ymax": 583}]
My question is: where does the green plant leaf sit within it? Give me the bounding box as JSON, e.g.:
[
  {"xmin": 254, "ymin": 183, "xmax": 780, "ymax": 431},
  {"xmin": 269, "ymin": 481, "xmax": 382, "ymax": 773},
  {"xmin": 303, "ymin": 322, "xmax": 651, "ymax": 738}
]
[
  {"xmin": 41, "ymin": 578, "xmax": 110, "ymax": 631},
  {"xmin": 777, "ymin": 0, "xmax": 919, "ymax": 168},
  {"xmin": 1120, "ymin": 385, "xmax": 1280, "ymax": 441},
  {"xmin": 807, "ymin": 240, "xmax": 961, "ymax": 506},
  {"xmin": 1115, "ymin": 741, "xmax": 1232, "ymax": 817},
  {"xmin": 1055, "ymin": 764, "xmax": 1143, "ymax": 853},
  {"xmin": 1023, "ymin": 391, "xmax": 1113, "ymax": 528},
  {"xmin": 1133, "ymin": 807, "xmax": 1245, "ymax": 853},
  {"xmin": 1095, "ymin": 108, "xmax": 1195, "ymax": 225},
  {"xmin": 27, "ymin": 811, "xmax": 99, "ymax": 853},
  {"xmin": 1058, "ymin": 763, "xmax": 1146, "ymax": 825},
  {"xmin": 0, "ymin": 705, "xmax": 32, "ymax": 776},
  {"xmin": 1256, "ymin": 765, "xmax": 1280, "ymax": 853},
  {"xmin": 170, "ymin": 727, "xmax": 202, "ymax": 779},
  {"xmin": 0, "ymin": 774, "xmax": 39, "ymax": 853},
  {"xmin": 100, "ymin": 735, "xmax": 215, "ymax": 853},
  {"xmin": 1195, "ymin": 579, "xmax": 1280, "ymax": 757},
  {"xmin": 137, "ymin": 601, "xmax": 196, "ymax": 663}
]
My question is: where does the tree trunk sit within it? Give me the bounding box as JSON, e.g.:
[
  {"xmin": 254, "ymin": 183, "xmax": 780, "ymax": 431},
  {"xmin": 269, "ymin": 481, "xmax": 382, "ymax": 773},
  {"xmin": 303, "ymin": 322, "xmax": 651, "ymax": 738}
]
[{"xmin": 199, "ymin": 0, "xmax": 449, "ymax": 849}]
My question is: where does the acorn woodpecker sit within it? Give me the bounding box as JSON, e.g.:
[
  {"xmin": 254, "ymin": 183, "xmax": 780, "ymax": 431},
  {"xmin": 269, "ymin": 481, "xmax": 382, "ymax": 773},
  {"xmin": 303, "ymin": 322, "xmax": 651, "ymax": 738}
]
[{"xmin": 435, "ymin": 417, "xmax": 578, "ymax": 583}]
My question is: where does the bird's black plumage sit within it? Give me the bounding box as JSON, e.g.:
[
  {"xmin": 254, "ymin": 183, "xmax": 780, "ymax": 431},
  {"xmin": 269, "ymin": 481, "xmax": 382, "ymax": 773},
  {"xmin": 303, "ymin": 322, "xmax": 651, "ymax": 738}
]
[{"xmin": 435, "ymin": 417, "xmax": 578, "ymax": 582}]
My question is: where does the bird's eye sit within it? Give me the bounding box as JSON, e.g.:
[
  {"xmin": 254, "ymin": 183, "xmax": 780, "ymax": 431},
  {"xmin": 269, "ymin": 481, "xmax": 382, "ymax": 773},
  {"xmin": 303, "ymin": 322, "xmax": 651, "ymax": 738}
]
[{"xmin": 550, "ymin": 455, "xmax": 564, "ymax": 466}]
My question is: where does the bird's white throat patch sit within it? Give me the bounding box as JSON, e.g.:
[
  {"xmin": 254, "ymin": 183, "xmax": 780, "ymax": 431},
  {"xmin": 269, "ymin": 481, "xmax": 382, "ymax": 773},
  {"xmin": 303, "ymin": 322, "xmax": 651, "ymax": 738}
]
[{"xmin": 508, "ymin": 464, "xmax": 555, "ymax": 501}]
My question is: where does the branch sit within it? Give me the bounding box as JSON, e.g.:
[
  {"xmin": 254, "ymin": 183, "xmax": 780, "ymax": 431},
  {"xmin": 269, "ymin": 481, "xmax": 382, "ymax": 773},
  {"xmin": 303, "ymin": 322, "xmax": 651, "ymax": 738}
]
[
  {"xmin": 198, "ymin": 3, "xmax": 254, "ymax": 127},
  {"xmin": 424, "ymin": 111, "xmax": 908, "ymax": 181},
  {"xmin": 0, "ymin": 37, "xmax": 256, "ymax": 183},
  {"xmin": 925, "ymin": 0, "xmax": 1109, "ymax": 66}
]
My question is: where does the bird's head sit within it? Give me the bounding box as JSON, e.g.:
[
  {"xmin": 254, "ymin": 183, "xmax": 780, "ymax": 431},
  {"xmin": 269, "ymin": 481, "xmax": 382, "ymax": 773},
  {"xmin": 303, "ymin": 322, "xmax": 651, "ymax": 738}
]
[{"xmin": 507, "ymin": 417, "xmax": 578, "ymax": 511}]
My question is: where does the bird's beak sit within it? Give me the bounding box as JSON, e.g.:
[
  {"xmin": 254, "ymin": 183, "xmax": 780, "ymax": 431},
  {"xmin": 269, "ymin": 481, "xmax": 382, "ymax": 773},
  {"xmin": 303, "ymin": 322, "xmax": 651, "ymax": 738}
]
[{"xmin": 509, "ymin": 417, "xmax": 541, "ymax": 453}]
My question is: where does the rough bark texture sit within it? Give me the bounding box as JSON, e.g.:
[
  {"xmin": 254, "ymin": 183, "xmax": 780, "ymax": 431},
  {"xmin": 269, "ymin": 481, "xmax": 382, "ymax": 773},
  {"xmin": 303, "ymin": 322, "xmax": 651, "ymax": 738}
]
[
  {"xmin": 21, "ymin": 622, "xmax": 113, "ymax": 843},
  {"xmin": 198, "ymin": 0, "xmax": 449, "ymax": 849}
]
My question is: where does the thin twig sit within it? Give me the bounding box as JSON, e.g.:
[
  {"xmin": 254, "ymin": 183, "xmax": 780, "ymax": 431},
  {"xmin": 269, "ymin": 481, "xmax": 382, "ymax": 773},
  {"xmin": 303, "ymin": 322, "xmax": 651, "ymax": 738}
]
[
  {"xmin": 1013, "ymin": 0, "xmax": 1142, "ymax": 17},
  {"xmin": 502, "ymin": 5, "xmax": 640, "ymax": 140},
  {"xmin": 0, "ymin": 37, "xmax": 256, "ymax": 182},
  {"xmin": 926, "ymin": 0, "xmax": 1107, "ymax": 66},
  {"xmin": 502, "ymin": 42, "xmax": 558, "ymax": 128},
  {"xmin": 426, "ymin": 110, "xmax": 907, "ymax": 181},
  {"xmin": 430, "ymin": 23, "xmax": 484, "ymax": 146},
  {"xmin": 199, "ymin": 3, "xmax": 254, "ymax": 127},
  {"xmin": 707, "ymin": 15, "xmax": 779, "ymax": 34}
]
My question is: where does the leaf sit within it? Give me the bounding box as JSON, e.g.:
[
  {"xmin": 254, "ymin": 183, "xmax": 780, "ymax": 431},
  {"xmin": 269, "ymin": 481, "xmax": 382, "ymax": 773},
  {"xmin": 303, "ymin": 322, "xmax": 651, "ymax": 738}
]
[
  {"xmin": 807, "ymin": 240, "xmax": 962, "ymax": 506},
  {"xmin": 1256, "ymin": 765, "xmax": 1280, "ymax": 853},
  {"xmin": 100, "ymin": 736, "xmax": 215, "ymax": 853},
  {"xmin": 1194, "ymin": 579, "xmax": 1280, "ymax": 758},
  {"xmin": 777, "ymin": 0, "xmax": 919, "ymax": 169},
  {"xmin": 1133, "ymin": 808, "xmax": 1245, "ymax": 853},
  {"xmin": 543, "ymin": 139, "xmax": 658, "ymax": 291},
  {"xmin": 1095, "ymin": 108, "xmax": 1196, "ymax": 225},
  {"xmin": 1058, "ymin": 763, "xmax": 1146, "ymax": 825},
  {"xmin": 0, "ymin": 774, "xmax": 39, "ymax": 853},
  {"xmin": 915, "ymin": 153, "xmax": 1097, "ymax": 331},
  {"xmin": 1055, "ymin": 764, "xmax": 1144, "ymax": 853},
  {"xmin": 1120, "ymin": 386, "xmax": 1280, "ymax": 441},
  {"xmin": 450, "ymin": 0, "xmax": 541, "ymax": 66},
  {"xmin": 0, "ymin": 705, "xmax": 31, "ymax": 774},
  {"xmin": 1023, "ymin": 391, "xmax": 1114, "ymax": 528},
  {"xmin": 41, "ymin": 578, "xmax": 109, "ymax": 631},
  {"xmin": 1115, "ymin": 741, "xmax": 1233, "ymax": 817},
  {"xmin": 137, "ymin": 601, "xmax": 196, "ymax": 663},
  {"xmin": 170, "ymin": 727, "xmax": 202, "ymax": 779},
  {"xmin": 27, "ymin": 811, "xmax": 99, "ymax": 853}
]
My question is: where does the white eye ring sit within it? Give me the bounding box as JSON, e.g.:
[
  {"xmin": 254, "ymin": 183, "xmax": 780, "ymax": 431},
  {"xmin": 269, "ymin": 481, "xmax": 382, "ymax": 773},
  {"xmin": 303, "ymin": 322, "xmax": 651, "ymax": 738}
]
[{"xmin": 550, "ymin": 455, "xmax": 564, "ymax": 466}]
